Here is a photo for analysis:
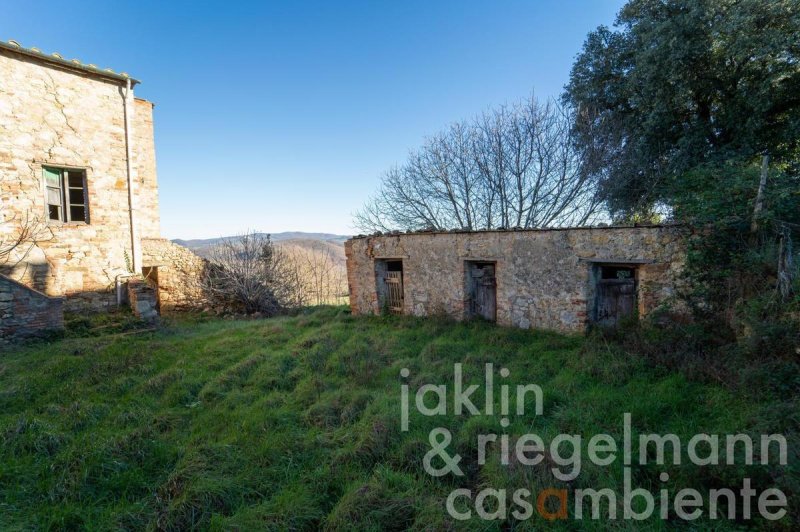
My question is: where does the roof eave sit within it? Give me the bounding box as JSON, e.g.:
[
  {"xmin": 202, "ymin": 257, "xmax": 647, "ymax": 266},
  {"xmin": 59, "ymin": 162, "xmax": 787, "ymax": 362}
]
[{"xmin": 0, "ymin": 40, "xmax": 141, "ymax": 86}]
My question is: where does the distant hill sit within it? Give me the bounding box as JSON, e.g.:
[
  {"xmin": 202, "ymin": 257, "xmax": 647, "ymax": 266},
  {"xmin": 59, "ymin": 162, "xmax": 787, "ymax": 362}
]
[
  {"xmin": 173, "ymin": 232, "xmax": 351, "ymax": 259},
  {"xmin": 278, "ymin": 238, "xmax": 346, "ymax": 264}
]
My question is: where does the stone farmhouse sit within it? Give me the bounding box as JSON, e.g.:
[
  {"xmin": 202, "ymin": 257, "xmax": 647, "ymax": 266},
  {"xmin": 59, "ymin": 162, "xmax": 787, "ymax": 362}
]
[
  {"xmin": 1, "ymin": 40, "xmax": 204, "ymax": 340},
  {"xmin": 345, "ymin": 226, "xmax": 684, "ymax": 333}
]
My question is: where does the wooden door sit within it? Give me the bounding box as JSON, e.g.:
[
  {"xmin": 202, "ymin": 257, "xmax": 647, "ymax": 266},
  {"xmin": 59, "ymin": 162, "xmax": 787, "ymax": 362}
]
[
  {"xmin": 469, "ymin": 263, "xmax": 496, "ymax": 321},
  {"xmin": 596, "ymin": 278, "xmax": 636, "ymax": 326},
  {"xmin": 385, "ymin": 271, "xmax": 404, "ymax": 314}
]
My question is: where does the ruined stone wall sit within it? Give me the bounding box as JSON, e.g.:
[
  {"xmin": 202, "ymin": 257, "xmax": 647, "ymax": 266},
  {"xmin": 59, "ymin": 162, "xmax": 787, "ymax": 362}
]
[
  {"xmin": 127, "ymin": 277, "xmax": 158, "ymax": 321},
  {"xmin": 0, "ymin": 49, "xmax": 159, "ymax": 310},
  {"xmin": 0, "ymin": 273, "xmax": 64, "ymax": 343},
  {"xmin": 141, "ymin": 238, "xmax": 208, "ymax": 312},
  {"xmin": 345, "ymin": 226, "xmax": 684, "ymax": 333}
]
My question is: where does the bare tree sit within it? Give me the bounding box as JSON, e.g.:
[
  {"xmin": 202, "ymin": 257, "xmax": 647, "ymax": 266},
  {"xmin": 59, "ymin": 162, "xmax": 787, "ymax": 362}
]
[
  {"xmin": 281, "ymin": 241, "xmax": 348, "ymax": 305},
  {"xmin": 355, "ymin": 95, "xmax": 605, "ymax": 232},
  {"xmin": 203, "ymin": 231, "xmax": 304, "ymax": 314},
  {"xmin": 0, "ymin": 212, "xmax": 53, "ymax": 269}
]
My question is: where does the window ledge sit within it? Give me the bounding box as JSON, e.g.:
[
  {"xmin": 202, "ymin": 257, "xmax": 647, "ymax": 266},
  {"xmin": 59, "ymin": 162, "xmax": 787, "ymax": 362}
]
[{"xmin": 48, "ymin": 221, "xmax": 90, "ymax": 227}]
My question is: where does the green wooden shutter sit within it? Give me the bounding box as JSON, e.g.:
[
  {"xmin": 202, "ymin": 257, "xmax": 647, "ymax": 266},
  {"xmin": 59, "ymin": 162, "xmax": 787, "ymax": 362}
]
[{"xmin": 43, "ymin": 167, "xmax": 63, "ymax": 221}]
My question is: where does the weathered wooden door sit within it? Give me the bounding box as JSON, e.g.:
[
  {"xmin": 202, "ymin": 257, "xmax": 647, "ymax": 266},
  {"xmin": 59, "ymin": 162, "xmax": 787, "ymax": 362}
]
[
  {"xmin": 385, "ymin": 271, "xmax": 404, "ymax": 314},
  {"xmin": 469, "ymin": 263, "xmax": 496, "ymax": 322},
  {"xmin": 596, "ymin": 278, "xmax": 636, "ymax": 326}
]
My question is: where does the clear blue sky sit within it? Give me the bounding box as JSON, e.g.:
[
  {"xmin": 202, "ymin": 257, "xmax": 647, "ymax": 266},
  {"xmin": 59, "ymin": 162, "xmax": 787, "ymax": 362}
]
[{"xmin": 5, "ymin": 0, "xmax": 625, "ymax": 239}]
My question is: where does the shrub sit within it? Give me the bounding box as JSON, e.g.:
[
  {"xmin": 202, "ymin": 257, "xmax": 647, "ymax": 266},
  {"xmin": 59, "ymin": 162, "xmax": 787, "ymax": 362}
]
[{"xmin": 202, "ymin": 231, "xmax": 304, "ymax": 315}]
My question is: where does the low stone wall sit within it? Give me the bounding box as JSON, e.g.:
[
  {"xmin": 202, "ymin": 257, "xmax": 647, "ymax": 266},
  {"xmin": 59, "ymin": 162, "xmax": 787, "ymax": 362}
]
[
  {"xmin": 345, "ymin": 226, "xmax": 685, "ymax": 333},
  {"xmin": 0, "ymin": 274, "xmax": 64, "ymax": 342},
  {"xmin": 141, "ymin": 238, "xmax": 208, "ymax": 312}
]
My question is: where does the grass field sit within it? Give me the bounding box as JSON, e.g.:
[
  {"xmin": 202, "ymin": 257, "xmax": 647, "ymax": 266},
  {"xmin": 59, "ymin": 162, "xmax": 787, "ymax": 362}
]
[{"xmin": 0, "ymin": 307, "xmax": 795, "ymax": 530}]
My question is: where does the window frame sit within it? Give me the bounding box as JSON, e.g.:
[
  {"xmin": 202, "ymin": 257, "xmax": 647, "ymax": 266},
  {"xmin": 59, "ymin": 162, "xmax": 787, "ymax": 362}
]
[{"xmin": 42, "ymin": 166, "xmax": 89, "ymax": 224}]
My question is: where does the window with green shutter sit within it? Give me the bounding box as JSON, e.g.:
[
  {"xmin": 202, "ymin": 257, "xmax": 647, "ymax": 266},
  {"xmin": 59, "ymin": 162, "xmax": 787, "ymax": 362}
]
[{"xmin": 43, "ymin": 167, "xmax": 88, "ymax": 223}]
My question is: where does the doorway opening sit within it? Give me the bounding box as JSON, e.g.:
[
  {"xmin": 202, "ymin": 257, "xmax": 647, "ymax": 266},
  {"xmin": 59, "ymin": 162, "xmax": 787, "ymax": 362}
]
[
  {"xmin": 593, "ymin": 264, "xmax": 638, "ymax": 326},
  {"xmin": 375, "ymin": 259, "xmax": 404, "ymax": 314},
  {"xmin": 465, "ymin": 261, "xmax": 497, "ymax": 322}
]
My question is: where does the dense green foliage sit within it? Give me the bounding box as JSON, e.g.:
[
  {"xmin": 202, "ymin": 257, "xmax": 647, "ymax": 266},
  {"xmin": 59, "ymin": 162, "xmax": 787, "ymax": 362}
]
[
  {"xmin": 564, "ymin": 0, "xmax": 800, "ymax": 391},
  {"xmin": 1, "ymin": 308, "xmax": 795, "ymax": 529},
  {"xmin": 673, "ymin": 164, "xmax": 800, "ymax": 319},
  {"xmin": 564, "ymin": 0, "xmax": 800, "ymax": 215}
]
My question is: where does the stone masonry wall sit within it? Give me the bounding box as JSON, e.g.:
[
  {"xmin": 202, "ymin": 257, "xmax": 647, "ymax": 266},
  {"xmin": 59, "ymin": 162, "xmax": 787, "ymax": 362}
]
[
  {"xmin": 0, "ymin": 48, "xmax": 159, "ymax": 311},
  {"xmin": 142, "ymin": 238, "xmax": 208, "ymax": 312},
  {"xmin": 0, "ymin": 273, "xmax": 64, "ymax": 343},
  {"xmin": 127, "ymin": 277, "xmax": 158, "ymax": 321},
  {"xmin": 345, "ymin": 226, "xmax": 685, "ymax": 333},
  {"xmin": 133, "ymin": 98, "xmax": 160, "ymax": 239}
]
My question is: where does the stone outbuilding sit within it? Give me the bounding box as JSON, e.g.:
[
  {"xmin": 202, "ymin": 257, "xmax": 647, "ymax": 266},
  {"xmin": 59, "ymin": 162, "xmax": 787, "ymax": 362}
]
[
  {"xmin": 0, "ymin": 40, "xmax": 205, "ymax": 339},
  {"xmin": 345, "ymin": 225, "xmax": 684, "ymax": 333}
]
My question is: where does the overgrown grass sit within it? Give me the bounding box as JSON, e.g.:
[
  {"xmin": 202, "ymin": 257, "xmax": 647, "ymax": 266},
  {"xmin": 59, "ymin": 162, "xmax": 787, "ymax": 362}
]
[{"xmin": 0, "ymin": 307, "xmax": 794, "ymax": 529}]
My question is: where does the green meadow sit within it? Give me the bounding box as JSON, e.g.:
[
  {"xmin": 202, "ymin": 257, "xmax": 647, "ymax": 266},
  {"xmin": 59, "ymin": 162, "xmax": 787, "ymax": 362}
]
[{"xmin": 0, "ymin": 307, "xmax": 794, "ymax": 530}]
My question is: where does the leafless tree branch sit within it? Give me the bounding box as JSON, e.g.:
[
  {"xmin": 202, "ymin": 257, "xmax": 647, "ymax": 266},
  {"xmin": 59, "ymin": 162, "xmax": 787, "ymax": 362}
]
[
  {"xmin": 0, "ymin": 212, "xmax": 53, "ymax": 268},
  {"xmin": 355, "ymin": 95, "xmax": 606, "ymax": 232}
]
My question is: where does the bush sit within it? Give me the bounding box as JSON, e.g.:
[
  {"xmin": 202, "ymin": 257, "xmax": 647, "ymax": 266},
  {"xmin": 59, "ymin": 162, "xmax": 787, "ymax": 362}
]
[
  {"xmin": 202, "ymin": 231, "xmax": 304, "ymax": 315},
  {"xmin": 673, "ymin": 163, "xmax": 799, "ymax": 324}
]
